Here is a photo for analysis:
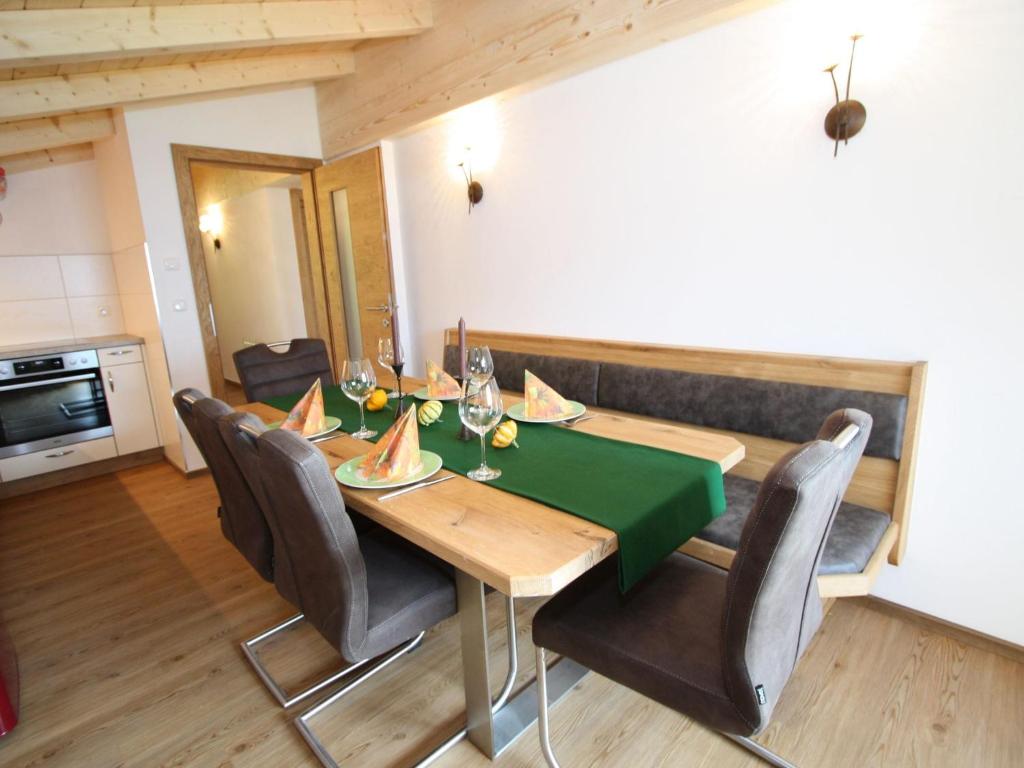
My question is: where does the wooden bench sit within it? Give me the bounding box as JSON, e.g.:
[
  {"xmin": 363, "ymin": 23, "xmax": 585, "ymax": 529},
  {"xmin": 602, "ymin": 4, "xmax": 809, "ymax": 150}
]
[{"xmin": 442, "ymin": 329, "xmax": 926, "ymax": 598}]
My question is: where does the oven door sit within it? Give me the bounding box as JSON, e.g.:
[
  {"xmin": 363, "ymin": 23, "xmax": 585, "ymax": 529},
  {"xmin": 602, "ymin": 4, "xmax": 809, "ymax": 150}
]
[{"xmin": 0, "ymin": 369, "xmax": 113, "ymax": 459}]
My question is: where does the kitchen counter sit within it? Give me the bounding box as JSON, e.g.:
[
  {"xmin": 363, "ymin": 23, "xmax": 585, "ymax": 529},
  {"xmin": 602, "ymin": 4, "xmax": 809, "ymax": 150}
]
[{"xmin": 0, "ymin": 335, "xmax": 146, "ymax": 359}]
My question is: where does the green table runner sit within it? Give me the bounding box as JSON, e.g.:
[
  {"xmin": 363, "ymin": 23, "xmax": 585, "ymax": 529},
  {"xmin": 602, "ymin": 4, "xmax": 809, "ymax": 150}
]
[{"xmin": 263, "ymin": 388, "xmax": 725, "ymax": 592}]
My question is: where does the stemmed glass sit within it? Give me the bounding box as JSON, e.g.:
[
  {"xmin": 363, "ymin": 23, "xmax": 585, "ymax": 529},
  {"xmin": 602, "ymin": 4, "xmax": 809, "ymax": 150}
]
[
  {"xmin": 466, "ymin": 345, "xmax": 494, "ymax": 386},
  {"xmin": 341, "ymin": 358, "xmax": 378, "ymax": 440},
  {"xmin": 459, "ymin": 377, "xmax": 504, "ymax": 482},
  {"xmin": 377, "ymin": 337, "xmax": 403, "ymax": 398}
]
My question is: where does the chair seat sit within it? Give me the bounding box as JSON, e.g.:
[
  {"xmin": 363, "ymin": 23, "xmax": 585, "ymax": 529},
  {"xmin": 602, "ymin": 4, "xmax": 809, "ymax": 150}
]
[
  {"xmin": 699, "ymin": 475, "xmax": 891, "ymax": 574},
  {"xmin": 533, "ymin": 553, "xmax": 755, "ymax": 736},
  {"xmin": 359, "ymin": 529, "xmax": 457, "ymax": 661}
]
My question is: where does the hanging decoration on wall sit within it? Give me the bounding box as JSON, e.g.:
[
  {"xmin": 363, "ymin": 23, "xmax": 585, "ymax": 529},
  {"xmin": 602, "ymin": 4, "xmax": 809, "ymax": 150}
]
[{"xmin": 823, "ymin": 35, "xmax": 867, "ymax": 157}]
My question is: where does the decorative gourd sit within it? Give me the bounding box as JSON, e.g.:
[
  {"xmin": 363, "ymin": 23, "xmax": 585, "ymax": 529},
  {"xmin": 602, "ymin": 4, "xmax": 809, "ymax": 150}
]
[
  {"xmin": 492, "ymin": 420, "xmax": 519, "ymax": 449},
  {"xmin": 366, "ymin": 388, "xmax": 389, "ymax": 412},
  {"xmin": 418, "ymin": 400, "xmax": 443, "ymax": 426}
]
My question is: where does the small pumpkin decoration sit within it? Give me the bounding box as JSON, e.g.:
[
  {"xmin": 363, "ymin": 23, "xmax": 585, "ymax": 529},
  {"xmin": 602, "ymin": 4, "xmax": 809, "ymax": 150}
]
[
  {"xmin": 418, "ymin": 400, "xmax": 444, "ymax": 426},
  {"xmin": 365, "ymin": 388, "xmax": 389, "ymax": 412},
  {"xmin": 491, "ymin": 420, "xmax": 519, "ymax": 449}
]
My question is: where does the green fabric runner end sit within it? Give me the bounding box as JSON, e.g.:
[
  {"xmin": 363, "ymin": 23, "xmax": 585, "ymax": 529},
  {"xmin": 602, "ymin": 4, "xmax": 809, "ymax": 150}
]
[{"xmin": 263, "ymin": 387, "xmax": 725, "ymax": 592}]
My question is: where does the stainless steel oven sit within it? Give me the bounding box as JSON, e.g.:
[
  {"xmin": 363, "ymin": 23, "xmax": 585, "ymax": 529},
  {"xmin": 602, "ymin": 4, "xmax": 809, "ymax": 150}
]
[{"xmin": 0, "ymin": 350, "xmax": 113, "ymax": 459}]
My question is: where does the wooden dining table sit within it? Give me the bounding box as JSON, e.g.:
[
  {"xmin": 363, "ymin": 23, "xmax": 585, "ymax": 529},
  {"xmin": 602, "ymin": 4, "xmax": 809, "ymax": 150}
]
[{"xmin": 239, "ymin": 383, "xmax": 744, "ymax": 764}]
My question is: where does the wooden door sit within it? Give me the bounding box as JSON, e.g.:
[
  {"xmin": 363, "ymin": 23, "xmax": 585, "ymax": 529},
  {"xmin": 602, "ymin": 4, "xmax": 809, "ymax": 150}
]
[{"xmin": 313, "ymin": 147, "xmax": 397, "ymax": 384}]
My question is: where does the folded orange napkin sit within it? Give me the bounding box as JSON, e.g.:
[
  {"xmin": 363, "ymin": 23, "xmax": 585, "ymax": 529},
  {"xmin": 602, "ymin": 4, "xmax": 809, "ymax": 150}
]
[
  {"xmin": 524, "ymin": 370, "xmax": 575, "ymax": 419},
  {"xmin": 280, "ymin": 379, "xmax": 328, "ymax": 437},
  {"xmin": 357, "ymin": 405, "xmax": 422, "ymax": 482},
  {"xmin": 426, "ymin": 360, "xmax": 461, "ymax": 398}
]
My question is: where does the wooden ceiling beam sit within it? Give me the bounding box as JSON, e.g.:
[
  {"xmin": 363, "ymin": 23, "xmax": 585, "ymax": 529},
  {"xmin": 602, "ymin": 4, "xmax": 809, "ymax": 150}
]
[
  {"xmin": 0, "ymin": 110, "xmax": 114, "ymax": 157},
  {"xmin": 0, "ymin": 50, "xmax": 355, "ymax": 121},
  {"xmin": 0, "ymin": 0, "xmax": 432, "ymax": 68},
  {"xmin": 316, "ymin": 0, "xmax": 779, "ymax": 158}
]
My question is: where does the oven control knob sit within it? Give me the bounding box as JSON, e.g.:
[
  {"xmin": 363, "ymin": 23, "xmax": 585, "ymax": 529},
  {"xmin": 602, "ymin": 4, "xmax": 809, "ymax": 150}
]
[
  {"xmin": 0, "ymin": 366, "xmax": 8, "ymax": 375},
  {"xmin": 69, "ymin": 358, "xmax": 78, "ymax": 365},
  {"xmin": 80, "ymin": 357, "xmax": 88, "ymax": 364}
]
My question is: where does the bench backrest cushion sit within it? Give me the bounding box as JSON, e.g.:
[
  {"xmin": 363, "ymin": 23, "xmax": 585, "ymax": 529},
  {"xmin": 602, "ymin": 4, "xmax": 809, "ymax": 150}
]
[
  {"xmin": 597, "ymin": 363, "xmax": 907, "ymax": 460},
  {"xmin": 443, "ymin": 345, "xmax": 601, "ymax": 406}
]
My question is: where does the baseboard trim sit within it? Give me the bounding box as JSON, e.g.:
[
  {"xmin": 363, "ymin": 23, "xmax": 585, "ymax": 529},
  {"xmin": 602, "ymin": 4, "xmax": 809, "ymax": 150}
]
[
  {"xmin": 856, "ymin": 596, "xmax": 1024, "ymax": 664},
  {"xmin": 0, "ymin": 448, "xmax": 166, "ymax": 499}
]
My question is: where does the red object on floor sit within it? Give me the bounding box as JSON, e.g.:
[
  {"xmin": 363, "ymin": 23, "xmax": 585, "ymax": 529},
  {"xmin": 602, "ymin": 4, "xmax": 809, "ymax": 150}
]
[{"xmin": 0, "ymin": 615, "xmax": 18, "ymax": 737}]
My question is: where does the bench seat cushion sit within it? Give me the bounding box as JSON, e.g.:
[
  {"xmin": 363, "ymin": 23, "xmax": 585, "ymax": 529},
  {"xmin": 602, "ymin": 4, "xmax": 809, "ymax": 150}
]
[
  {"xmin": 698, "ymin": 475, "xmax": 891, "ymax": 575},
  {"xmin": 443, "ymin": 344, "xmax": 601, "ymax": 405},
  {"xmin": 597, "ymin": 362, "xmax": 907, "ymax": 460}
]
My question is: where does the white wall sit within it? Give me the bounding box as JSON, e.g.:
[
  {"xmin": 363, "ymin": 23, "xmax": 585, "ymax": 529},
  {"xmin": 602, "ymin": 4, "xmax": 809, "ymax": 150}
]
[
  {"xmin": 94, "ymin": 113, "xmax": 180, "ymax": 466},
  {"xmin": 121, "ymin": 86, "xmax": 323, "ymax": 470},
  {"xmin": 0, "ymin": 155, "xmax": 111, "ymax": 258},
  {"xmin": 202, "ymin": 186, "xmax": 307, "ymax": 382},
  {"xmin": 0, "ymin": 156, "xmax": 124, "ymax": 346},
  {"xmin": 387, "ymin": 0, "xmax": 1024, "ymax": 644}
]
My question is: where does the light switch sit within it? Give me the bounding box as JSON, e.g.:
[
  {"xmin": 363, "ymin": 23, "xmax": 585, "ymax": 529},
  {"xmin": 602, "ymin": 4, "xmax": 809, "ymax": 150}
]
[{"xmin": 172, "ymin": 300, "xmax": 187, "ymax": 312}]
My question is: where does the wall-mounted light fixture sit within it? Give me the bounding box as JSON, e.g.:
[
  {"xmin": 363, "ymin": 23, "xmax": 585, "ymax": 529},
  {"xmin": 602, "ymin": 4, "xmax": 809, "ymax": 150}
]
[
  {"xmin": 823, "ymin": 34, "xmax": 866, "ymax": 157},
  {"xmin": 458, "ymin": 147, "xmax": 484, "ymax": 214},
  {"xmin": 198, "ymin": 205, "xmax": 224, "ymax": 250}
]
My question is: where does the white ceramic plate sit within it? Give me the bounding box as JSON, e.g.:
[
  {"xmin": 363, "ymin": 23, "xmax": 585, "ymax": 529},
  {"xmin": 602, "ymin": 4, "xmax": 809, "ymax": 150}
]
[
  {"xmin": 412, "ymin": 386, "xmax": 460, "ymax": 402},
  {"xmin": 265, "ymin": 415, "xmax": 342, "ymax": 441},
  {"xmin": 335, "ymin": 450, "xmax": 443, "ymax": 490},
  {"xmin": 507, "ymin": 401, "xmax": 586, "ymax": 424}
]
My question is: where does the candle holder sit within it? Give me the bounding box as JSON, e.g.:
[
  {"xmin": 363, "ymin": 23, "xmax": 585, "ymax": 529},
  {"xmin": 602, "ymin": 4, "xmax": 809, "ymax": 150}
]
[
  {"xmin": 391, "ymin": 362, "xmax": 407, "ymax": 420},
  {"xmin": 456, "ymin": 377, "xmax": 474, "ymax": 441}
]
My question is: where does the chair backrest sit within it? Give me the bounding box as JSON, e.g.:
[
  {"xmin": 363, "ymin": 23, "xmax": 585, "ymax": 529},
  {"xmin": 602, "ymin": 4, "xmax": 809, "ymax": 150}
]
[
  {"xmin": 172, "ymin": 388, "xmax": 274, "ymax": 582},
  {"xmin": 255, "ymin": 428, "xmax": 370, "ymax": 660},
  {"xmin": 721, "ymin": 408, "xmax": 872, "ymax": 732},
  {"xmin": 233, "ymin": 339, "xmax": 334, "ymax": 402},
  {"xmin": 218, "ymin": 412, "xmax": 300, "ymax": 606}
]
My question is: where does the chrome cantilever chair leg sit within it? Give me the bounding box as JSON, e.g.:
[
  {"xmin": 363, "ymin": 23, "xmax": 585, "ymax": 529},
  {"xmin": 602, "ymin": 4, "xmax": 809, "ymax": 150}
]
[
  {"xmin": 294, "ymin": 631, "xmax": 426, "ymax": 768},
  {"xmin": 535, "ymin": 645, "xmax": 797, "ymax": 768},
  {"xmin": 413, "ymin": 595, "xmax": 519, "ymax": 768},
  {"xmin": 723, "ymin": 733, "xmax": 798, "ymax": 768},
  {"xmin": 242, "ymin": 613, "xmax": 375, "ymax": 709},
  {"xmin": 536, "ymin": 646, "xmax": 562, "ymax": 768}
]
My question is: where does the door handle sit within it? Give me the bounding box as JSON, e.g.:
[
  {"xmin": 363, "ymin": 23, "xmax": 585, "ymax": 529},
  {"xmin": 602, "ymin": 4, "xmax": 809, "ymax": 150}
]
[
  {"xmin": 45, "ymin": 450, "xmax": 75, "ymax": 458},
  {"xmin": 107, "ymin": 349, "xmax": 134, "ymax": 356},
  {"xmin": 366, "ymin": 303, "xmax": 392, "ymax": 312},
  {"xmin": 107, "ymin": 371, "xmax": 115, "ymax": 393}
]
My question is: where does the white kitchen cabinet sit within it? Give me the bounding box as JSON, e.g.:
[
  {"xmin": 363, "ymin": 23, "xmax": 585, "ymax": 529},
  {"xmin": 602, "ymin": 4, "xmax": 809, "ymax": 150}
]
[
  {"xmin": 102, "ymin": 349, "xmax": 160, "ymax": 455},
  {"xmin": 0, "ymin": 437, "xmax": 118, "ymax": 481}
]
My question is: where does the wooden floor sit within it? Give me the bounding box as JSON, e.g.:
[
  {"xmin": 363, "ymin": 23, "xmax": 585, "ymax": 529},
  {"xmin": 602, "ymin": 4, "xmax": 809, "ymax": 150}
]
[{"xmin": 0, "ymin": 462, "xmax": 1020, "ymax": 767}]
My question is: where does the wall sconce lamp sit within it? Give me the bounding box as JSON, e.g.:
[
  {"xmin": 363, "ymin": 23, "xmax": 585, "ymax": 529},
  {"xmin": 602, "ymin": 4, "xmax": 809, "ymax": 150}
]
[
  {"xmin": 198, "ymin": 206, "xmax": 223, "ymax": 250},
  {"xmin": 458, "ymin": 148, "xmax": 484, "ymax": 214},
  {"xmin": 824, "ymin": 35, "xmax": 866, "ymax": 157}
]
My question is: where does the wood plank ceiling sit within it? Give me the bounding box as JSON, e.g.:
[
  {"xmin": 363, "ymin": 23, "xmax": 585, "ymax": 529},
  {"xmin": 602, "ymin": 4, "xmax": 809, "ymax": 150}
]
[
  {"xmin": 0, "ymin": 0, "xmax": 433, "ymax": 158},
  {"xmin": 0, "ymin": 0, "xmax": 778, "ymax": 164}
]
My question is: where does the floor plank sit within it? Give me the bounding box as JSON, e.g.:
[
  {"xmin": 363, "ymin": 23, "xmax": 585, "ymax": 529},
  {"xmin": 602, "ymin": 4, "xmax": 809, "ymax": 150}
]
[{"xmin": 0, "ymin": 462, "xmax": 1020, "ymax": 767}]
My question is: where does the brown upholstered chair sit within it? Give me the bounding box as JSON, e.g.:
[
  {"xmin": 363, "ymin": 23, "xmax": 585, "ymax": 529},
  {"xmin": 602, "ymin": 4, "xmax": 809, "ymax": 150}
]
[
  {"xmin": 235, "ymin": 424, "xmax": 458, "ymax": 766},
  {"xmin": 532, "ymin": 409, "xmax": 872, "ymax": 768},
  {"xmin": 172, "ymin": 388, "xmax": 273, "ymax": 581},
  {"xmin": 232, "ymin": 338, "xmax": 334, "ymax": 402}
]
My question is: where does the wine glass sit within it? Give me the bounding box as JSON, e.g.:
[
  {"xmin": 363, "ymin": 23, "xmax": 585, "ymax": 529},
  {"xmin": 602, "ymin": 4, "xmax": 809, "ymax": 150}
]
[
  {"xmin": 341, "ymin": 358, "xmax": 378, "ymax": 439},
  {"xmin": 459, "ymin": 377, "xmax": 503, "ymax": 482},
  {"xmin": 466, "ymin": 346, "xmax": 494, "ymax": 386},
  {"xmin": 377, "ymin": 337, "xmax": 403, "ymax": 398}
]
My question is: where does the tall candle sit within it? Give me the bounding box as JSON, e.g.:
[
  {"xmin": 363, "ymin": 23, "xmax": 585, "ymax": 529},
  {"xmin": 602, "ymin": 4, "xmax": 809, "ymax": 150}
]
[
  {"xmin": 391, "ymin": 295, "xmax": 403, "ymax": 366},
  {"xmin": 458, "ymin": 317, "xmax": 467, "ymax": 380}
]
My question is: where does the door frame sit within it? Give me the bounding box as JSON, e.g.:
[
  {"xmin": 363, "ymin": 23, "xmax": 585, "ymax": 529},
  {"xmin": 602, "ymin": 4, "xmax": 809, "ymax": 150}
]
[{"xmin": 171, "ymin": 144, "xmax": 328, "ymax": 400}]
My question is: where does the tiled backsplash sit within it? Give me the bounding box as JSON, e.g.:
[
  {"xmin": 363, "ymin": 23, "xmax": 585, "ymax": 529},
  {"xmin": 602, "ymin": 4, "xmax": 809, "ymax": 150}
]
[{"xmin": 0, "ymin": 254, "xmax": 125, "ymax": 345}]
